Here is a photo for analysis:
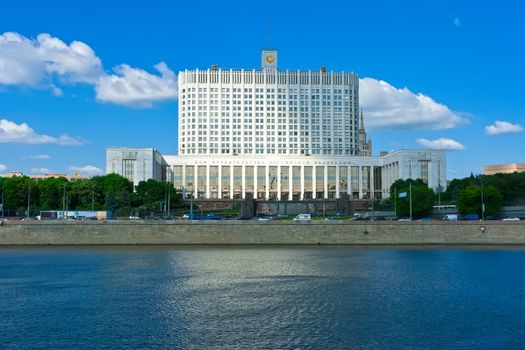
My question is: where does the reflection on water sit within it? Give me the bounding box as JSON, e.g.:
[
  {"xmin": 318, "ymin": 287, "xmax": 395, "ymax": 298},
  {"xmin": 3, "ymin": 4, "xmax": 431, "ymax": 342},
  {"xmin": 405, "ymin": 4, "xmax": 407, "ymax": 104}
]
[{"xmin": 1, "ymin": 246, "xmax": 525, "ymax": 349}]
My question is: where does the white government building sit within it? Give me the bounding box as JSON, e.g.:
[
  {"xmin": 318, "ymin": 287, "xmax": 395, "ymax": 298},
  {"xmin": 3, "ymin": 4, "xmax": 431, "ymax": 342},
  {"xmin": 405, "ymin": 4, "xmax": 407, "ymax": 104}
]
[{"xmin": 106, "ymin": 50, "xmax": 446, "ymax": 200}]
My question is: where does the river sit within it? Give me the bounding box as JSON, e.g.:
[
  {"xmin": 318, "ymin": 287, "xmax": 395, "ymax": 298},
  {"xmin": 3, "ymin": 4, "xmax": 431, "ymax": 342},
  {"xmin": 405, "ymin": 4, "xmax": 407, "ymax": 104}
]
[{"xmin": 1, "ymin": 246, "xmax": 524, "ymax": 349}]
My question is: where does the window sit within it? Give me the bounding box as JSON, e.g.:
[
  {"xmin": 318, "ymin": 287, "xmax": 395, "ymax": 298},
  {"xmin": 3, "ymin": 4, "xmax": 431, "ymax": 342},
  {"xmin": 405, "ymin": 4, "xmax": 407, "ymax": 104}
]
[{"xmin": 122, "ymin": 159, "xmax": 135, "ymax": 183}]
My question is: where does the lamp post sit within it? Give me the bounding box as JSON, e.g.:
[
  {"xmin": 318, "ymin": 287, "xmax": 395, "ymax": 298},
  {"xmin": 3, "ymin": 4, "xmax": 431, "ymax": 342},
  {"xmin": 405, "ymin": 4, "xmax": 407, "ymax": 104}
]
[
  {"xmin": 164, "ymin": 181, "xmax": 168, "ymax": 217},
  {"xmin": 394, "ymin": 187, "xmax": 397, "ymax": 218},
  {"xmin": 62, "ymin": 183, "xmax": 67, "ymax": 220},
  {"xmin": 167, "ymin": 182, "xmax": 171, "ymax": 217},
  {"xmin": 190, "ymin": 193, "xmax": 194, "ymax": 217},
  {"xmin": 1, "ymin": 182, "xmax": 5, "ymax": 223},
  {"xmin": 409, "ymin": 182, "xmax": 413, "ymax": 221},
  {"xmin": 480, "ymin": 175, "xmax": 485, "ymax": 220},
  {"xmin": 27, "ymin": 181, "xmax": 31, "ymax": 219},
  {"xmin": 91, "ymin": 183, "xmax": 95, "ymax": 212}
]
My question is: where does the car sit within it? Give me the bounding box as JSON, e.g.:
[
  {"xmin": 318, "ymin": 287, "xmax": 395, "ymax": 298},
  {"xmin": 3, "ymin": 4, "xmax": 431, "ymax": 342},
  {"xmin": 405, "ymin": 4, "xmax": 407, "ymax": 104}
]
[
  {"xmin": 398, "ymin": 218, "xmax": 412, "ymax": 222},
  {"xmin": 293, "ymin": 214, "xmax": 311, "ymax": 221},
  {"xmin": 502, "ymin": 217, "xmax": 520, "ymax": 221},
  {"xmin": 417, "ymin": 217, "xmax": 432, "ymax": 222},
  {"xmin": 464, "ymin": 214, "xmax": 480, "ymax": 221},
  {"xmin": 257, "ymin": 215, "xmax": 273, "ymax": 221},
  {"xmin": 186, "ymin": 214, "xmax": 223, "ymax": 220},
  {"xmin": 129, "ymin": 215, "xmax": 141, "ymax": 220},
  {"xmin": 443, "ymin": 214, "xmax": 458, "ymax": 221}
]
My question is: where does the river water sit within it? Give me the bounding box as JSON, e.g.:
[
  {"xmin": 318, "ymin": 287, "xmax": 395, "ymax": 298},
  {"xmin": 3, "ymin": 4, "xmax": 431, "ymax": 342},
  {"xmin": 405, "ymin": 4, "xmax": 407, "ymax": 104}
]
[{"xmin": 1, "ymin": 246, "xmax": 525, "ymax": 349}]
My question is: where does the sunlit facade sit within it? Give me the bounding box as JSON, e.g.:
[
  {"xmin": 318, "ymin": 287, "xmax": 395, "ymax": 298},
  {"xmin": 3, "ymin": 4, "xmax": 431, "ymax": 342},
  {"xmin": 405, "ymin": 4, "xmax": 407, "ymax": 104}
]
[{"xmin": 106, "ymin": 50, "xmax": 447, "ymax": 200}]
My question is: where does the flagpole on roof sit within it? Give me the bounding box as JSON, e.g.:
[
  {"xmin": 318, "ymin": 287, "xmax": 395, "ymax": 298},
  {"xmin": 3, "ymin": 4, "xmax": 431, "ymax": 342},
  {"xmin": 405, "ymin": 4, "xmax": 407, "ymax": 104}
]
[{"xmin": 394, "ymin": 187, "xmax": 397, "ymax": 218}]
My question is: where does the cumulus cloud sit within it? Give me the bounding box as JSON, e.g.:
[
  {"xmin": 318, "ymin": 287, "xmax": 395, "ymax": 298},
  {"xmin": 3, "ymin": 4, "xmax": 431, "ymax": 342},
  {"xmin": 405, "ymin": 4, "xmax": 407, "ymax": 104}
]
[
  {"xmin": 21, "ymin": 154, "xmax": 51, "ymax": 160},
  {"xmin": 0, "ymin": 32, "xmax": 102, "ymax": 87},
  {"xmin": 95, "ymin": 62, "xmax": 178, "ymax": 107},
  {"xmin": 485, "ymin": 120, "xmax": 523, "ymax": 135},
  {"xmin": 416, "ymin": 137, "xmax": 465, "ymax": 150},
  {"xmin": 0, "ymin": 164, "xmax": 6, "ymax": 173},
  {"xmin": 0, "ymin": 119, "xmax": 84, "ymax": 145},
  {"xmin": 0, "ymin": 32, "xmax": 178, "ymax": 108},
  {"xmin": 360, "ymin": 78, "xmax": 466, "ymax": 130},
  {"xmin": 68, "ymin": 165, "xmax": 103, "ymax": 176}
]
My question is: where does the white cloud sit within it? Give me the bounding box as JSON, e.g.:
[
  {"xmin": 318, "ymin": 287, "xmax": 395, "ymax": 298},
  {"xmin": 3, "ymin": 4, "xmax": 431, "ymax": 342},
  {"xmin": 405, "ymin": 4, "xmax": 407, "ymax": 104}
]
[
  {"xmin": 359, "ymin": 78, "xmax": 466, "ymax": 130},
  {"xmin": 453, "ymin": 17, "xmax": 461, "ymax": 27},
  {"xmin": 31, "ymin": 167, "xmax": 51, "ymax": 174},
  {"xmin": 0, "ymin": 164, "xmax": 6, "ymax": 173},
  {"xmin": 95, "ymin": 62, "xmax": 178, "ymax": 107},
  {"xmin": 0, "ymin": 119, "xmax": 84, "ymax": 145},
  {"xmin": 0, "ymin": 32, "xmax": 176, "ymax": 108},
  {"xmin": 68, "ymin": 165, "xmax": 103, "ymax": 176},
  {"xmin": 416, "ymin": 137, "xmax": 465, "ymax": 150},
  {"xmin": 485, "ymin": 120, "xmax": 523, "ymax": 135},
  {"xmin": 0, "ymin": 32, "xmax": 102, "ymax": 87},
  {"xmin": 21, "ymin": 154, "xmax": 51, "ymax": 160}
]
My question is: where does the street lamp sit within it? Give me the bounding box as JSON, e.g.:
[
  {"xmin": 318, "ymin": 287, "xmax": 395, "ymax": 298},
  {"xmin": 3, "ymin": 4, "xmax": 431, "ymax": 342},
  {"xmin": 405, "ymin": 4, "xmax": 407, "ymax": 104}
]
[
  {"xmin": 480, "ymin": 175, "xmax": 485, "ymax": 220},
  {"xmin": 27, "ymin": 181, "xmax": 31, "ymax": 219},
  {"xmin": 1, "ymin": 182, "xmax": 5, "ymax": 223},
  {"xmin": 62, "ymin": 183, "xmax": 67, "ymax": 220},
  {"xmin": 91, "ymin": 183, "xmax": 95, "ymax": 211}
]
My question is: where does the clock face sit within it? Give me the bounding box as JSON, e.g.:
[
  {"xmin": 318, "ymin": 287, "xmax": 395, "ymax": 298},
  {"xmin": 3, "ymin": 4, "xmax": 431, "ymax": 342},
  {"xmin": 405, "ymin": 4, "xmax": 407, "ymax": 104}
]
[{"xmin": 265, "ymin": 55, "xmax": 275, "ymax": 64}]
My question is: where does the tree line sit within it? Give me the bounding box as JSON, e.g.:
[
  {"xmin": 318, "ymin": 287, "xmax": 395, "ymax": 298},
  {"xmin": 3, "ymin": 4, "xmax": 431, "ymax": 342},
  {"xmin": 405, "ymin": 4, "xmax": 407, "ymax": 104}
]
[
  {"xmin": 390, "ymin": 171, "xmax": 525, "ymax": 218},
  {"xmin": 0, "ymin": 174, "xmax": 177, "ymax": 217},
  {"xmin": 2, "ymin": 171, "xmax": 523, "ymax": 219}
]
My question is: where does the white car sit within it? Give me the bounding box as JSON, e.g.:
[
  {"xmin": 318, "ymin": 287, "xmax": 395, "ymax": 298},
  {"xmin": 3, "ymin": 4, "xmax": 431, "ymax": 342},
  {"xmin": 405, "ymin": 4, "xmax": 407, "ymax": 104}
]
[
  {"xmin": 293, "ymin": 214, "xmax": 311, "ymax": 221},
  {"xmin": 502, "ymin": 217, "xmax": 520, "ymax": 221}
]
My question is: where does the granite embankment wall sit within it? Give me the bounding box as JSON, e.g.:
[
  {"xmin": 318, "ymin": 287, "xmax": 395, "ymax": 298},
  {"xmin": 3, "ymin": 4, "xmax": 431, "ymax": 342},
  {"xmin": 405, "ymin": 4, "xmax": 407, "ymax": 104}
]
[{"xmin": 1, "ymin": 221, "xmax": 525, "ymax": 245}]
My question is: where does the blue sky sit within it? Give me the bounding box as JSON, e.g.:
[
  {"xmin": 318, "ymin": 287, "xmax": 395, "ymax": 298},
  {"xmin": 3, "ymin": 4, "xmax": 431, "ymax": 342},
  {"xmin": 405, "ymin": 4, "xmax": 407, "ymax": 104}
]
[{"xmin": 0, "ymin": 0, "xmax": 524, "ymax": 179}]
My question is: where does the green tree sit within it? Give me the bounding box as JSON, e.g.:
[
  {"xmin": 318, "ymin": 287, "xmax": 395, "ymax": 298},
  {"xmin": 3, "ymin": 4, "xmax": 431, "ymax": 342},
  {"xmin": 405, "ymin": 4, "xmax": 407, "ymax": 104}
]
[
  {"xmin": 90, "ymin": 173, "xmax": 133, "ymax": 215},
  {"xmin": 134, "ymin": 179, "xmax": 178, "ymax": 215},
  {"xmin": 1, "ymin": 176, "xmax": 30, "ymax": 215},
  {"xmin": 456, "ymin": 185, "xmax": 502, "ymax": 216},
  {"xmin": 390, "ymin": 179, "xmax": 435, "ymax": 219},
  {"xmin": 36, "ymin": 177, "xmax": 68, "ymax": 210},
  {"xmin": 68, "ymin": 179, "xmax": 98, "ymax": 210}
]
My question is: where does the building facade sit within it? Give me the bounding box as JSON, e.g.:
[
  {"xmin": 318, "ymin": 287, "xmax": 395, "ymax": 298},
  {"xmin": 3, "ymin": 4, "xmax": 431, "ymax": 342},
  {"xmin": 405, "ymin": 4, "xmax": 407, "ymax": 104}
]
[
  {"xmin": 484, "ymin": 163, "xmax": 525, "ymax": 175},
  {"xmin": 4, "ymin": 171, "xmax": 89, "ymax": 181},
  {"xmin": 106, "ymin": 50, "xmax": 447, "ymax": 199},
  {"xmin": 106, "ymin": 147, "xmax": 168, "ymax": 186},
  {"xmin": 178, "ymin": 50, "xmax": 360, "ymax": 156},
  {"xmin": 165, "ymin": 149, "xmax": 445, "ymax": 200}
]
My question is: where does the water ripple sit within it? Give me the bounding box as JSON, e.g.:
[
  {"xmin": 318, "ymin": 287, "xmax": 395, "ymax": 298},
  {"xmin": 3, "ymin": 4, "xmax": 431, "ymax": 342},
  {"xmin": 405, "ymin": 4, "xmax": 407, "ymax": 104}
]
[{"xmin": 1, "ymin": 246, "xmax": 525, "ymax": 349}]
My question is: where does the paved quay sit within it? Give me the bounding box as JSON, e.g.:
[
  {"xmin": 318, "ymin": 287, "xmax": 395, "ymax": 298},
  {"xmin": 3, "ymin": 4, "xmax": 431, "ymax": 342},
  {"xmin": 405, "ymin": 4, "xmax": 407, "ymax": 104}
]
[{"xmin": 1, "ymin": 221, "xmax": 525, "ymax": 245}]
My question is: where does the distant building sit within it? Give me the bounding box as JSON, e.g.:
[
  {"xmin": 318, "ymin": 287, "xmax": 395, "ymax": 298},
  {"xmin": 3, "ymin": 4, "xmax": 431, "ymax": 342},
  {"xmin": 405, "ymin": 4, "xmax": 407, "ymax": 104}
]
[
  {"xmin": 106, "ymin": 147, "xmax": 169, "ymax": 186},
  {"xmin": 358, "ymin": 110, "xmax": 372, "ymax": 157},
  {"xmin": 4, "ymin": 171, "xmax": 88, "ymax": 181},
  {"xmin": 484, "ymin": 163, "xmax": 525, "ymax": 175}
]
